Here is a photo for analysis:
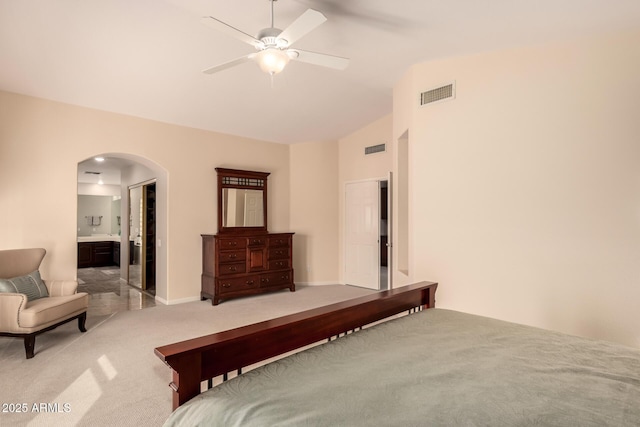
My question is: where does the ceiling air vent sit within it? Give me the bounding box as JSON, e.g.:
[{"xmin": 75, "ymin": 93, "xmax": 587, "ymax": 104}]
[
  {"xmin": 419, "ymin": 81, "xmax": 455, "ymax": 106},
  {"xmin": 365, "ymin": 143, "xmax": 386, "ymax": 155}
]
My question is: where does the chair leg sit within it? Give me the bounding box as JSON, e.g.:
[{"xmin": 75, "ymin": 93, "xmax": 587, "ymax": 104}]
[
  {"xmin": 24, "ymin": 335, "xmax": 35, "ymax": 359},
  {"xmin": 78, "ymin": 312, "xmax": 87, "ymax": 333}
]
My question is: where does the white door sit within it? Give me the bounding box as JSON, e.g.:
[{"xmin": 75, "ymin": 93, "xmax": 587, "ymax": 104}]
[{"xmin": 345, "ymin": 180, "xmax": 380, "ymax": 289}]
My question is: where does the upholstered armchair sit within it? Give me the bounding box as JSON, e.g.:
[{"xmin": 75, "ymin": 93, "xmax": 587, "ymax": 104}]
[{"xmin": 0, "ymin": 248, "xmax": 89, "ymax": 359}]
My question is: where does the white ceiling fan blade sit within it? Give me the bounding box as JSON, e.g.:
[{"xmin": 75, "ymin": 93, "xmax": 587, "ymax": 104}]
[
  {"xmin": 201, "ymin": 16, "xmax": 262, "ymax": 48},
  {"xmin": 202, "ymin": 54, "xmax": 255, "ymax": 74},
  {"xmin": 277, "ymin": 9, "xmax": 327, "ymax": 47},
  {"xmin": 290, "ymin": 49, "xmax": 349, "ymax": 70}
]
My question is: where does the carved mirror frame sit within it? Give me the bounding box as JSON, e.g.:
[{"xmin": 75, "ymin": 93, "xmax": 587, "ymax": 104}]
[{"xmin": 216, "ymin": 167, "xmax": 269, "ymax": 235}]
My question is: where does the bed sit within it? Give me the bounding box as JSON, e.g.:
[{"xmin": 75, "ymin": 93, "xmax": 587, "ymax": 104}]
[{"xmin": 155, "ymin": 282, "xmax": 640, "ymax": 426}]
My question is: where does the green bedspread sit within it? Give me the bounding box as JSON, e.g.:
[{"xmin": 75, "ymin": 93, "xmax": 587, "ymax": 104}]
[{"xmin": 164, "ymin": 309, "xmax": 640, "ymax": 426}]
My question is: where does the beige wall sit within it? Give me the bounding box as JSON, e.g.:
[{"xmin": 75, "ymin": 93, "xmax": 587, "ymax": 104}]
[
  {"xmin": 0, "ymin": 90, "xmax": 290, "ymax": 303},
  {"xmin": 392, "ymin": 68, "xmax": 416, "ymax": 289},
  {"xmin": 393, "ymin": 30, "xmax": 640, "ymax": 347},
  {"xmin": 288, "ymin": 114, "xmax": 394, "ymax": 286},
  {"xmin": 338, "ymin": 114, "xmax": 393, "ymax": 284},
  {"xmin": 289, "ymin": 141, "xmax": 339, "ymax": 284}
]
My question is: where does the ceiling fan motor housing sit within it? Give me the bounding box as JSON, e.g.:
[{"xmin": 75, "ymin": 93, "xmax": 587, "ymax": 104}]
[{"xmin": 257, "ymin": 27, "xmax": 288, "ymax": 49}]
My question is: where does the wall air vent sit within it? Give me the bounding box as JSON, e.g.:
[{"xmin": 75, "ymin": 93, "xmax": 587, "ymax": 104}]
[
  {"xmin": 84, "ymin": 171, "xmax": 101, "ymax": 175},
  {"xmin": 365, "ymin": 143, "xmax": 386, "ymax": 155},
  {"xmin": 419, "ymin": 81, "xmax": 455, "ymax": 106}
]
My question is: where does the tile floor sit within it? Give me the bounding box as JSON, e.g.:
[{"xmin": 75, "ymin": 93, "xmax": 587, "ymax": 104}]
[{"xmin": 77, "ymin": 266, "xmax": 156, "ymax": 316}]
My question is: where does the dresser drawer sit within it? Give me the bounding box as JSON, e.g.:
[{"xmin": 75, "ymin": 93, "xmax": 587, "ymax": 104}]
[
  {"xmin": 248, "ymin": 236, "xmax": 267, "ymax": 247},
  {"xmin": 217, "ymin": 238, "xmax": 247, "ymax": 250},
  {"xmin": 268, "ymin": 247, "xmax": 289, "ymax": 260},
  {"xmin": 217, "ymin": 262, "xmax": 246, "ymax": 276},
  {"xmin": 218, "ymin": 249, "xmax": 246, "ymax": 264},
  {"xmin": 268, "ymin": 236, "xmax": 291, "ymax": 247},
  {"xmin": 218, "ymin": 275, "xmax": 259, "ymax": 294},
  {"xmin": 268, "ymin": 259, "xmax": 290, "ymax": 270},
  {"xmin": 260, "ymin": 270, "xmax": 293, "ymax": 288}
]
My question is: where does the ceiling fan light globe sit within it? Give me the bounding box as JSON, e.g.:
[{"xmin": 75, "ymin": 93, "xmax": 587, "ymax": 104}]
[{"xmin": 257, "ymin": 48, "xmax": 290, "ymax": 74}]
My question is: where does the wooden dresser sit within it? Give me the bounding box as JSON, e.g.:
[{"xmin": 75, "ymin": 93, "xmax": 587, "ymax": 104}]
[
  {"xmin": 201, "ymin": 166, "xmax": 297, "ymax": 305},
  {"xmin": 201, "ymin": 233, "xmax": 294, "ymax": 305}
]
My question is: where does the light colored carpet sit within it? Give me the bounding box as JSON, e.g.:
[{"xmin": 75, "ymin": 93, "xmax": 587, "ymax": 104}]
[{"xmin": 0, "ymin": 285, "xmax": 374, "ymax": 427}]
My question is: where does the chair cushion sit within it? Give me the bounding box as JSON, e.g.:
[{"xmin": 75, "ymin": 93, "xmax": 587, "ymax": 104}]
[
  {"xmin": 19, "ymin": 293, "xmax": 89, "ymax": 329},
  {"xmin": 0, "ymin": 270, "xmax": 49, "ymax": 301}
]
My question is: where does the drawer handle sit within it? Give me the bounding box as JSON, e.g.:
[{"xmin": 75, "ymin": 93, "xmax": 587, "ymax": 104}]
[
  {"xmin": 246, "ymin": 280, "xmax": 254, "ymax": 285},
  {"xmin": 281, "ymin": 275, "xmax": 289, "ymax": 280},
  {"xmin": 262, "ymin": 278, "xmax": 270, "ymax": 284},
  {"xmin": 228, "ymin": 241, "xmax": 237, "ymax": 247},
  {"xmin": 228, "ymin": 254, "xmax": 237, "ymax": 259},
  {"xmin": 276, "ymin": 262, "xmax": 283, "ymax": 267},
  {"xmin": 276, "ymin": 250, "xmax": 284, "ymax": 255},
  {"xmin": 228, "ymin": 266, "xmax": 237, "ymax": 272},
  {"xmin": 222, "ymin": 283, "xmax": 231, "ymax": 288}
]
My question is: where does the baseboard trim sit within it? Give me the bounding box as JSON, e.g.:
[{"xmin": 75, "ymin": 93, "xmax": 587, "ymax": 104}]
[
  {"xmin": 295, "ymin": 281, "xmax": 339, "ymax": 287},
  {"xmin": 155, "ymin": 295, "xmax": 201, "ymax": 306}
]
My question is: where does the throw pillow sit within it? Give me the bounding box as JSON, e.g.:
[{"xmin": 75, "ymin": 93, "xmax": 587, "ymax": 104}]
[{"xmin": 0, "ymin": 270, "xmax": 49, "ymax": 301}]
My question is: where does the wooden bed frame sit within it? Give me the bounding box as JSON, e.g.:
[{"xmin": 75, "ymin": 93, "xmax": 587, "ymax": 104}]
[{"xmin": 154, "ymin": 281, "xmax": 438, "ymax": 411}]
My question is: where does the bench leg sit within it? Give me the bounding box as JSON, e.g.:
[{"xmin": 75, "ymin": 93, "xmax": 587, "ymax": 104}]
[{"xmin": 78, "ymin": 312, "xmax": 87, "ymax": 333}]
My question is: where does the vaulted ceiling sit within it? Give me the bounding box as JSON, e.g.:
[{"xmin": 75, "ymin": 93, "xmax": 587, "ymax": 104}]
[{"xmin": 2, "ymin": 0, "xmax": 640, "ymax": 144}]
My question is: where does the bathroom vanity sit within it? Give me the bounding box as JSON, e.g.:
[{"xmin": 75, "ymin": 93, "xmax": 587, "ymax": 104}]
[{"xmin": 77, "ymin": 235, "xmax": 134, "ymax": 268}]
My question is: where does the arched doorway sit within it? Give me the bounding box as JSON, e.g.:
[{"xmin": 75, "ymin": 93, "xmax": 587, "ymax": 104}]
[{"xmin": 77, "ymin": 153, "xmax": 167, "ymax": 314}]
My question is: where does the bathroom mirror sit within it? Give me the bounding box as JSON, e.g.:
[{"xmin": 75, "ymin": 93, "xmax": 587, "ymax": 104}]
[{"xmin": 216, "ymin": 168, "xmax": 269, "ymax": 234}]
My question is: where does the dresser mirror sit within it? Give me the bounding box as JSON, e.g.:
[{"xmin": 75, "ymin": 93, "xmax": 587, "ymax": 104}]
[
  {"xmin": 216, "ymin": 168, "xmax": 269, "ymax": 234},
  {"xmin": 204, "ymin": 167, "xmax": 293, "ymax": 305}
]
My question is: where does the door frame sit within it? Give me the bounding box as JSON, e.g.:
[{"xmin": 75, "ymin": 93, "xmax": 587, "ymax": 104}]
[
  {"xmin": 128, "ymin": 178, "xmax": 156, "ymax": 291},
  {"xmin": 142, "ymin": 182, "xmax": 156, "ymax": 293},
  {"xmin": 383, "ymin": 172, "xmax": 393, "ymax": 290},
  {"xmin": 343, "ymin": 174, "xmax": 393, "ymax": 291}
]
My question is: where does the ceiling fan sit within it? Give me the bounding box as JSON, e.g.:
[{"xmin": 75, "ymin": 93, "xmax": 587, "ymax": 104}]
[{"xmin": 201, "ymin": 0, "xmax": 349, "ymax": 76}]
